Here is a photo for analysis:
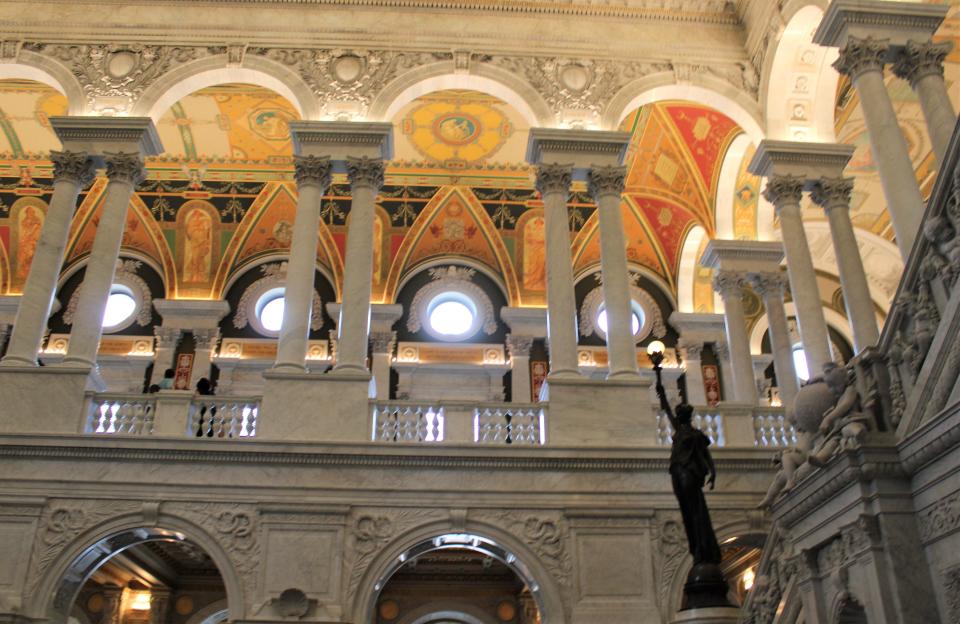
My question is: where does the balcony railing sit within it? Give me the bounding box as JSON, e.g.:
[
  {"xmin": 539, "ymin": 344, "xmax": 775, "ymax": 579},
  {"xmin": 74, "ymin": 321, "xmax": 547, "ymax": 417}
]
[
  {"xmin": 85, "ymin": 394, "xmax": 156, "ymax": 435},
  {"xmin": 81, "ymin": 392, "xmax": 260, "ymax": 439},
  {"xmin": 189, "ymin": 397, "xmax": 260, "ymax": 439},
  {"xmin": 371, "ymin": 400, "xmax": 547, "ymax": 446}
]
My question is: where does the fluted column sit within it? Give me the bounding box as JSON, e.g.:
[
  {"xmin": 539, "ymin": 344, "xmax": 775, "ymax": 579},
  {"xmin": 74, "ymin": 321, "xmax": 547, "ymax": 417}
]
[
  {"xmin": 149, "ymin": 326, "xmax": 182, "ymax": 386},
  {"xmin": 506, "ymin": 334, "xmax": 534, "ymax": 402},
  {"xmin": 535, "ymin": 164, "xmax": 580, "ymax": 378},
  {"xmin": 274, "ymin": 155, "xmax": 331, "ymax": 371},
  {"xmin": 748, "ymin": 272, "xmax": 799, "ymax": 408},
  {"xmin": 369, "ymin": 331, "xmax": 396, "ymax": 400},
  {"xmin": 63, "ymin": 153, "xmax": 145, "ymax": 367},
  {"xmin": 589, "ymin": 165, "xmax": 639, "ymax": 379},
  {"xmin": 810, "ymin": 177, "xmax": 880, "ymax": 352},
  {"xmin": 834, "ymin": 36, "xmax": 925, "ymax": 257},
  {"xmin": 2, "ymin": 151, "xmax": 95, "ymax": 366},
  {"xmin": 713, "ymin": 270, "xmax": 757, "ymax": 404},
  {"xmin": 894, "ymin": 40, "xmax": 956, "ymax": 166},
  {"xmin": 335, "ymin": 156, "xmax": 384, "ymax": 373},
  {"xmin": 189, "ymin": 328, "xmax": 220, "ymax": 387},
  {"xmin": 678, "ymin": 340, "xmax": 707, "ymax": 405},
  {"xmin": 763, "ymin": 175, "xmax": 833, "ymax": 376}
]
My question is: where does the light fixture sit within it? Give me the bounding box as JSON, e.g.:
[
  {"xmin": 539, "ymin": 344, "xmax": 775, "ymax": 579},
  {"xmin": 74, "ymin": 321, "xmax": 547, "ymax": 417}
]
[
  {"xmin": 742, "ymin": 567, "xmax": 756, "ymax": 591},
  {"xmin": 646, "ymin": 340, "xmax": 665, "ymax": 356},
  {"xmin": 129, "ymin": 591, "xmax": 152, "ymax": 611}
]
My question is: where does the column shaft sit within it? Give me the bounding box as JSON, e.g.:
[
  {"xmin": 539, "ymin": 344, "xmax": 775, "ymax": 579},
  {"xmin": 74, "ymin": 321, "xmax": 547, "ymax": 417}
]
[
  {"xmin": 335, "ymin": 157, "xmax": 384, "ymax": 373},
  {"xmin": 836, "ymin": 37, "xmax": 924, "ymax": 257},
  {"xmin": 749, "ymin": 272, "xmax": 799, "ymax": 409},
  {"xmin": 536, "ymin": 165, "xmax": 579, "ymax": 377},
  {"xmin": 2, "ymin": 151, "xmax": 94, "ymax": 366},
  {"xmin": 764, "ymin": 175, "xmax": 833, "ymax": 376},
  {"xmin": 590, "ymin": 166, "xmax": 639, "ymax": 378},
  {"xmin": 713, "ymin": 271, "xmax": 757, "ymax": 404},
  {"xmin": 189, "ymin": 329, "xmax": 220, "ymax": 387},
  {"xmin": 679, "ymin": 342, "xmax": 707, "ymax": 405},
  {"xmin": 506, "ymin": 334, "xmax": 534, "ymax": 402},
  {"xmin": 64, "ymin": 153, "xmax": 144, "ymax": 367},
  {"xmin": 275, "ymin": 156, "xmax": 331, "ymax": 371},
  {"xmin": 369, "ymin": 331, "xmax": 396, "ymax": 400},
  {"xmin": 812, "ymin": 178, "xmax": 880, "ymax": 352}
]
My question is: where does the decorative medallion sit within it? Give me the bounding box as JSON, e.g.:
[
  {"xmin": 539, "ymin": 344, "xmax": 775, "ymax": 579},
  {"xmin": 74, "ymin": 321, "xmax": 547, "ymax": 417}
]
[{"xmin": 401, "ymin": 90, "xmax": 513, "ymax": 165}]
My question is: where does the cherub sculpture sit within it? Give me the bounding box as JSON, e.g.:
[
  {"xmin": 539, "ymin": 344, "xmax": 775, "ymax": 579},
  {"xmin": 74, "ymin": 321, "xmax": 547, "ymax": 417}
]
[{"xmin": 808, "ymin": 363, "xmax": 870, "ymax": 467}]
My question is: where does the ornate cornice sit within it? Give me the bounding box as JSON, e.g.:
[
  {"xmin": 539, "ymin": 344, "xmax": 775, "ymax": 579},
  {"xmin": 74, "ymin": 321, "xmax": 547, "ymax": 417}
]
[
  {"xmin": 587, "ymin": 165, "xmax": 626, "ymax": 201},
  {"xmin": 893, "ymin": 39, "xmax": 952, "ymax": 87},
  {"xmin": 534, "ymin": 164, "xmax": 572, "ymax": 197},
  {"xmin": 49, "ymin": 150, "xmax": 96, "ymax": 187},
  {"xmin": 832, "ymin": 36, "xmax": 889, "ymax": 81},
  {"xmin": 810, "ymin": 177, "xmax": 854, "ymax": 211},
  {"xmin": 293, "ymin": 154, "xmax": 333, "ymax": 190},
  {"xmin": 761, "ymin": 174, "xmax": 804, "ymax": 207},
  {"xmin": 346, "ymin": 156, "xmax": 385, "ymax": 191},
  {"xmin": 103, "ymin": 151, "xmax": 146, "ymax": 186}
]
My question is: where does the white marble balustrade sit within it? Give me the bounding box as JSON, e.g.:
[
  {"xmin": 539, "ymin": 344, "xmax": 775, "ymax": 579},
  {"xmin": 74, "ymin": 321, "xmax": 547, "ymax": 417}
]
[
  {"xmin": 371, "ymin": 400, "xmax": 547, "ymax": 446},
  {"xmin": 85, "ymin": 393, "xmax": 156, "ymax": 435},
  {"xmin": 189, "ymin": 397, "xmax": 260, "ymax": 439},
  {"xmin": 82, "ymin": 392, "xmax": 259, "ymax": 438}
]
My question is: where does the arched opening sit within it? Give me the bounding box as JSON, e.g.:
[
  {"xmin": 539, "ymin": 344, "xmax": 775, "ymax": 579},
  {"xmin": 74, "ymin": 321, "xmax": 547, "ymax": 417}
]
[
  {"xmin": 371, "ymin": 534, "xmax": 543, "ymax": 624},
  {"xmin": 46, "ymin": 527, "xmax": 234, "ymax": 624}
]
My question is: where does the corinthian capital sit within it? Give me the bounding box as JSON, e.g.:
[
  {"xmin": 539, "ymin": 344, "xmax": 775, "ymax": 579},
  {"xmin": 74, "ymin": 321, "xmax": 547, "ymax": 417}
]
[
  {"xmin": 535, "ymin": 163, "xmax": 572, "ymax": 197},
  {"xmin": 833, "ymin": 36, "xmax": 889, "ymax": 80},
  {"xmin": 677, "ymin": 339, "xmax": 704, "ymax": 361},
  {"xmin": 346, "ymin": 156, "xmax": 385, "ymax": 191},
  {"xmin": 810, "ymin": 177, "xmax": 854, "ymax": 211},
  {"xmin": 747, "ymin": 271, "xmax": 788, "ymax": 299},
  {"xmin": 103, "ymin": 152, "xmax": 146, "ymax": 186},
  {"xmin": 153, "ymin": 326, "xmax": 182, "ymax": 350},
  {"xmin": 50, "ymin": 150, "xmax": 95, "ymax": 187},
  {"xmin": 712, "ymin": 269, "xmax": 746, "ymax": 299},
  {"xmin": 588, "ymin": 165, "xmax": 627, "ymax": 202},
  {"xmin": 761, "ymin": 174, "xmax": 805, "ymax": 207},
  {"xmin": 192, "ymin": 328, "xmax": 221, "ymax": 351},
  {"xmin": 893, "ymin": 39, "xmax": 953, "ymax": 86},
  {"xmin": 294, "ymin": 154, "xmax": 332, "ymax": 190},
  {"xmin": 505, "ymin": 333, "xmax": 534, "ymax": 358},
  {"xmin": 369, "ymin": 331, "xmax": 396, "ymax": 354}
]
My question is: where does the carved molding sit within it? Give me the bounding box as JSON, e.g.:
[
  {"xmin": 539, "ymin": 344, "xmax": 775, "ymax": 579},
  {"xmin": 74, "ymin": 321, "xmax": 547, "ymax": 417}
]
[
  {"xmin": 918, "ymin": 491, "xmax": 960, "ymax": 544},
  {"xmin": 173, "ymin": 502, "xmax": 260, "ymax": 598},
  {"xmin": 473, "ymin": 510, "xmax": 572, "ymax": 593}
]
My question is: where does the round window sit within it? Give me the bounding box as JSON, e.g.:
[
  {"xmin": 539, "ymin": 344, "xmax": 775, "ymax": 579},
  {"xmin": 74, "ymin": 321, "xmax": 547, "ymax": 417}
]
[
  {"xmin": 255, "ymin": 288, "xmax": 286, "ymax": 334},
  {"xmin": 426, "ymin": 292, "xmax": 478, "ymax": 340},
  {"xmin": 792, "ymin": 346, "xmax": 810, "ymax": 381},
  {"xmin": 101, "ymin": 285, "xmax": 138, "ymax": 330},
  {"xmin": 596, "ymin": 303, "xmax": 644, "ymax": 338}
]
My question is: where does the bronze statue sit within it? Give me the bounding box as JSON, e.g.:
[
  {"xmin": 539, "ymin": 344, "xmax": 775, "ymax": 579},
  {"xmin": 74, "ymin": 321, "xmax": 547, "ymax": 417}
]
[{"xmin": 651, "ymin": 347, "xmax": 732, "ymax": 609}]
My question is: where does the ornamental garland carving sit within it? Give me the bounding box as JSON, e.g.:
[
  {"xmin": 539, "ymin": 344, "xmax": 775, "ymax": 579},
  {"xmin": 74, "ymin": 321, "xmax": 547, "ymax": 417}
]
[
  {"xmin": 407, "ymin": 266, "xmax": 497, "ymax": 336},
  {"xmin": 174, "ymin": 502, "xmax": 261, "ymax": 599},
  {"xmin": 343, "ymin": 509, "xmax": 446, "ymax": 608},
  {"xmin": 476, "ymin": 510, "xmax": 572, "ymax": 592},
  {"xmin": 63, "ymin": 259, "xmax": 153, "ymax": 329},
  {"xmin": 27, "ymin": 500, "xmax": 141, "ymax": 601},
  {"xmin": 233, "ymin": 263, "xmax": 324, "ymax": 333},
  {"xmin": 918, "ymin": 492, "xmax": 960, "ymax": 543},
  {"xmin": 22, "ymin": 43, "xmax": 211, "ymax": 113}
]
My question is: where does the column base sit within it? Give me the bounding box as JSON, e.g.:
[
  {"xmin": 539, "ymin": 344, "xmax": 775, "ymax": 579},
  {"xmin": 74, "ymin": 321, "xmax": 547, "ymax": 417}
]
[
  {"xmin": 330, "ymin": 363, "xmax": 369, "ymax": 375},
  {"xmin": 0, "ymin": 354, "xmax": 37, "ymax": 367},
  {"xmin": 0, "ymin": 366, "xmax": 93, "ymax": 434},
  {"xmin": 259, "ymin": 369, "xmax": 374, "ymax": 443},
  {"xmin": 270, "ymin": 362, "xmax": 307, "ymax": 374},
  {"xmin": 544, "ymin": 375, "xmax": 655, "ymax": 446},
  {"xmin": 607, "ymin": 368, "xmax": 641, "ymax": 380}
]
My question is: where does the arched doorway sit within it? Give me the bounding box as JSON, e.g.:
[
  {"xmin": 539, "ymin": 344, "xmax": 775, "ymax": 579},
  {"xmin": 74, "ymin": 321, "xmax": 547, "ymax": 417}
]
[
  {"xmin": 371, "ymin": 534, "xmax": 543, "ymax": 624},
  {"xmin": 47, "ymin": 527, "xmax": 232, "ymax": 624}
]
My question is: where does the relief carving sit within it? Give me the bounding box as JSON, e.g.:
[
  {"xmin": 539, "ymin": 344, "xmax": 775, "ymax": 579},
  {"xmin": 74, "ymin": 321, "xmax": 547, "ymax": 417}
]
[
  {"xmin": 477, "ymin": 510, "xmax": 572, "ymax": 591},
  {"xmin": 175, "ymin": 503, "xmax": 261, "ymax": 598},
  {"xmin": 653, "ymin": 518, "xmax": 688, "ymax": 621}
]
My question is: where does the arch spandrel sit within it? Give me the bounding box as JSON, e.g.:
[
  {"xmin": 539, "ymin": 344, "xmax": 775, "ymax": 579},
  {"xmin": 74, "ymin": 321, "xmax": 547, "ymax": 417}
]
[
  {"xmin": 0, "ymin": 51, "xmax": 85, "ymax": 116},
  {"xmin": 383, "ymin": 186, "xmax": 519, "ymax": 306}
]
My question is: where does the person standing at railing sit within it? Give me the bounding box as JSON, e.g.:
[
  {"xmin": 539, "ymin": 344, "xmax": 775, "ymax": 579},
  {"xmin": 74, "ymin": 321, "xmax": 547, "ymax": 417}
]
[
  {"xmin": 158, "ymin": 368, "xmax": 175, "ymax": 390},
  {"xmin": 194, "ymin": 377, "xmax": 217, "ymax": 437}
]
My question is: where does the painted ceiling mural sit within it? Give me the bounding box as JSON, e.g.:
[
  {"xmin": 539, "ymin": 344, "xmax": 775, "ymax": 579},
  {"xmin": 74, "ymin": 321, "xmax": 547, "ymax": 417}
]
[{"xmin": 0, "ymin": 81, "xmax": 749, "ymax": 311}]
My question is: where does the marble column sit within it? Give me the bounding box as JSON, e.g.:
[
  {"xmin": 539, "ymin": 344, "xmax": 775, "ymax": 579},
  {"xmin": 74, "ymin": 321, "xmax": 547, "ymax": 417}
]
[
  {"xmin": 63, "ymin": 153, "xmax": 145, "ymax": 367},
  {"xmin": 189, "ymin": 328, "xmax": 220, "ymax": 387},
  {"xmin": 335, "ymin": 156, "xmax": 384, "ymax": 373},
  {"xmin": 506, "ymin": 333, "xmax": 534, "ymax": 402},
  {"xmin": 763, "ymin": 174, "xmax": 833, "ymax": 376},
  {"xmin": 678, "ymin": 340, "xmax": 707, "ymax": 405},
  {"xmin": 714, "ymin": 342, "xmax": 734, "ymax": 403},
  {"xmin": 149, "ymin": 326, "xmax": 182, "ymax": 386},
  {"xmin": 834, "ymin": 36, "xmax": 925, "ymax": 257},
  {"xmin": 2, "ymin": 151, "xmax": 95, "ymax": 366},
  {"xmin": 712, "ymin": 270, "xmax": 757, "ymax": 404},
  {"xmin": 369, "ymin": 330, "xmax": 396, "ymax": 400},
  {"xmin": 748, "ymin": 271, "xmax": 799, "ymax": 409},
  {"xmin": 589, "ymin": 165, "xmax": 639, "ymax": 379},
  {"xmin": 274, "ymin": 155, "xmax": 331, "ymax": 371},
  {"xmin": 811, "ymin": 177, "xmax": 880, "ymax": 352},
  {"xmin": 894, "ymin": 39, "xmax": 956, "ymax": 167},
  {"xmin": 535, "ymin": 164, "xmax": 580, "ymax": 378}
]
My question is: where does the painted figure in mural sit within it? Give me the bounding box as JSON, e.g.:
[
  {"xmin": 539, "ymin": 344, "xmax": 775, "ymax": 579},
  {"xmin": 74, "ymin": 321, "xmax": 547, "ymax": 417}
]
[
  {"xmin": 522, "ymin": 215, "xmax": 546, "ymax": 291},
  {"xmin": 652, "ymin": 361, "xmax": 722, "ymax": 565},
  {"xmin": 183, "ymin": 208, "xmax": 213, "ymax": 283},
  {"xmin": 15, "ymin": 204, "xmax": 44, "ymax": 281}
]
